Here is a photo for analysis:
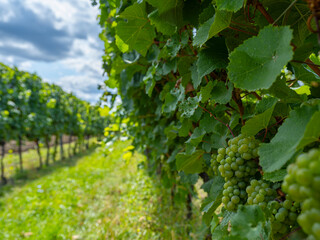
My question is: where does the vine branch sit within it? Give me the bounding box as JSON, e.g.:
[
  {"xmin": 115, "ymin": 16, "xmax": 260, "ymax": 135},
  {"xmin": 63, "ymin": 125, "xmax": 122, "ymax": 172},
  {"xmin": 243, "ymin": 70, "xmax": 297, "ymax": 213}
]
[{"xmin": 198, "ymin": 104, "xmax": 235, "ymax": 137}]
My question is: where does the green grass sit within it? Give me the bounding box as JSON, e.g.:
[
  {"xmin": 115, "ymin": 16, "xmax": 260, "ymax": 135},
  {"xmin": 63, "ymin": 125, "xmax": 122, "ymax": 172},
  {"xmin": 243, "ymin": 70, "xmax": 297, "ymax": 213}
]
[{"xmin": 0, "ymin": 140, "xmax": 207, "ymax": 240}]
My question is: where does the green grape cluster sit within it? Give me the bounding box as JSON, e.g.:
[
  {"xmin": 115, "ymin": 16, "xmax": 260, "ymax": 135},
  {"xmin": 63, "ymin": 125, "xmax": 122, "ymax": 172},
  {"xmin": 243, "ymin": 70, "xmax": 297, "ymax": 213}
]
[
  {"xmin": 216, "ymin": 135, "xmax": 259, "ymax": 180},
  {"xmin": 282, "ymin": 149, "xmax": 320, "ymax": 239},
  {"xmin": 268, "ymin": 198, "xmax": 300, "ymax": 235},
  {"xmin": 211, "ymin": 153, "xmax": 219, "ymax": 175},
  {"xmin": 213, "ymin": 135, "xmax": 260, "ymax": 210},
  {"xmin": 246, "ymin": 179, "xmax": 276, "ymax": 209},
  {"xmin": 222, "ymin": 179, "xmax": 247, "ymax": 210}
]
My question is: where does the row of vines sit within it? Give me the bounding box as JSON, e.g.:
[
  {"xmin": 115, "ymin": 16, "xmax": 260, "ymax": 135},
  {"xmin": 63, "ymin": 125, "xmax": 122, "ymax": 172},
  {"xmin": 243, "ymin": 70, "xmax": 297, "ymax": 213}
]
[
  {"xmin": 0, "ymin": 63, "xmax": 109, "ymax": 184},
  {"xmin": 94, "ymin": 0, "xmax": 320, "ymax": 239}
]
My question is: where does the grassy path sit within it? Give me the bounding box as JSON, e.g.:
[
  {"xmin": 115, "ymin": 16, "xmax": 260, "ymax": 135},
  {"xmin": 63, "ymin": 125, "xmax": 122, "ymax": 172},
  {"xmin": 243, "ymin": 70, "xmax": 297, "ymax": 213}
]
[{"xmin": 0, "ymin": 141, "xmax": 206, "ymax": 240}]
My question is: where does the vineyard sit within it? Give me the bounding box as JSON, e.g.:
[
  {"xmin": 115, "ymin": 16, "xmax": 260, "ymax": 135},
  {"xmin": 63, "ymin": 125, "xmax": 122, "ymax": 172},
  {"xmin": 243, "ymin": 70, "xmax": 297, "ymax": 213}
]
[
  {"xmin": 94, "ymin": 0, "xmax": 320, "ymax": 239},
  {"xmin": 1, "ymin": 0, "xmax": 320, "ymax": 239},
  {"xmin": 0, "ymin": 63, "xmax": 109, "ymax": 184}
]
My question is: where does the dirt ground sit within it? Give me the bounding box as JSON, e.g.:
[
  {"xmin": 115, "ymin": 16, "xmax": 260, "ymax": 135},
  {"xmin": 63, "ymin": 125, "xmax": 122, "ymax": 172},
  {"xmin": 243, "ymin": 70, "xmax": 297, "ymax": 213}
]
[{"xmin": 4, "ymin": 135, "xmax": 79, "ymax": 153}]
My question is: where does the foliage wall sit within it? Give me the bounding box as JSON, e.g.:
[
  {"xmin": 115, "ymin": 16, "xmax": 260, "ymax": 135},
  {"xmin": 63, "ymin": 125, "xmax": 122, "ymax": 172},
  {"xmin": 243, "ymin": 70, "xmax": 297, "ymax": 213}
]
[{"xmin": 95, "ymin": 0, "xmax": 320, "ymax": 239}]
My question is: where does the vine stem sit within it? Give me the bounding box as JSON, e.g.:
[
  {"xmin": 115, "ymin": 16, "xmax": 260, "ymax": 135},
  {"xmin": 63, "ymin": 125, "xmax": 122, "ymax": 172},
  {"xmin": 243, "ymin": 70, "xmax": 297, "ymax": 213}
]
[
  {"xmin": 255, "ymin": 1, "xmax": 275, "ymax": 23},
  {"xmin": 262, "ymin": 127, "xmax": 268, "ymax": 142},
  {"xmin": 272, "ymin": 0, "xmax": 298, "ymax": 25},
  {"xmin": 279, "ymin": 227, "xmax": 302, "ymax": 240},
  {"xmin": 198, "ymin": 104, "xmax": 235, "ymax": 137},
  {"xmin": 228, "ymin": 26, "xmax": 257, "ymax": 36},
  {"xmin": 252, "ymin": 92, "xmax": 262, "ymax": 100},
  {"xmin": 257, "ymin": 117, "xmax": 286, "ymax": 137},
  {"xmin": 291, "ymin": 59, "xmax": 320, "ymax": 67},
  {"xmin": 232, "ymin": 90, "xmax": 244, "ymax": 125}
]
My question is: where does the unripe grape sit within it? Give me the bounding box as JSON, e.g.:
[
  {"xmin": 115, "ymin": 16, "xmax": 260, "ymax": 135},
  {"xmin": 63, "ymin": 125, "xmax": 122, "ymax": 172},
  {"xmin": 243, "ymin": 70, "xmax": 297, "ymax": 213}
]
[
  {"xmin": 282, "ymin": 149, "xmax": 320, "ymax": 239},
  {"xmin": 275, "ymin": 212, "xmax": 285, "ymax": 222},
  {"xmin": 218, "ymin": 148, "xmax": 226, "ymax": 155},
  {"xmin": 283, "ymin": 199, "xmax": 292, "ymax": 209},
  {"xmin": 259, "ymin": 202, "xmax": 267, "ymax": 209},
  {"xmin": 233, "ymin": 189, "xmax": 240, "ymax": 195},
  {"xmin": 312, "ymin": 176, "xmax": 320, "ymax": 189},
  {"xmin": 242, "ymin": 153, "xmax": 252, "ymax": 160},
  {"xmin": 226, "ymin": 202, "xmax": 235, "ymax": 211},
  {"xmin": 231, "ymin": 196, "xmax": 240, "ymax": 204},
  {"xmin": 296, "ymin": 169, "xmax": 313, "ymax": 186},
  {"xmin": 312, "ymin": 223, "xmax": 320, "ymax": 239},
  {"xmin": 231, "ymin": 162, "xmax": 238, "ymax": 170},
  {"xmin": 296, "ymin": 154, "xmax": 309, "ymax": 168},
  {"xmin": 222, "ymin": 196, "xmax": 229, "ymax": 204},
  {"xmin": 214, "ymin": 135, "xmax": 261, "ymax": 212},
  {"xmin": 230, "ymin": 145, "xmax": 238, "ymax": 153}
]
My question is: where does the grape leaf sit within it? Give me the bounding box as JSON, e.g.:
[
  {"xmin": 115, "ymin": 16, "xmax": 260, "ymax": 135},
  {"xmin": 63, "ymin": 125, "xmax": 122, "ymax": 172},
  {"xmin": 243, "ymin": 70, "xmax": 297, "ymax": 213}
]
[
  {"xmin": 268, "ymin": 76, "xmax": 303, "ymax": 102},
  {"xmin": 230, "ymin": 205, "xmax": 271, "ymax": 240},
  {"xmin": 212, "ymin": 211, "xmax": 235, "ymax": 238},
  {"xmin": 148, "ymin": 9, "xmax": 176, "ymax": 35},
  {"xmin": 199, "ymin": 4, "xmax": 214, "ymax": 24},
  {"xmin": 146, "ymin": 44, "xmax": 160, "ymax": 62},
  {"xmin": 241, "ymin": 98, "xmax": 277, "ymax": 136},
  {"xmin": 178, "ymin": 119, "xmax": 193, "ymax": 137},
  {"xmin": 186, "ymin": 127, "xmax": 206, "ymax": 146},
  {"xmin": 167, "ymin": 148, "xmax": 180, "ymax": 163},
  {"xmin": 116, "ymin": 2, "xmax": 156, "ymax": 56},
  {"xmin": 216, "ymin": 0, "xmax": 245, "ymax": 12},
  {"xmin": 199, "ymin": 113, "xmax": 218, "ymax": 133},
  {"xmin": 193, "ymin": 16, "xmax": 215, "ymax": 47},
  {"xmin": 183, "ymin": 0, "xmax": 201, "ymax": 26},
  {"xmin": 197, "ymin": 38, "xmax": 229, "ymax": 80},
  {"xmin": 193, "ymin": 10, "xmax": 232, "ymax": 47},
  {"xmin": 228, "ymin": 26, "xmax": 293, "ymax": 91},
  {"xmin": 211, "ymin": 81, "xmax": 233, "ymax": 104},
  {"xmin": 162, "ymin": 85, "xmax": 185, "ymax": 113},
  {"xmin": 200, "ymin": 81, "xmax": 214, "ymax": 103},
  {"xmin": 255, "ymin": 97, "xmax": 278, "ymax": 114},
  {"xmin": 177, "ymin": 56, "xmax": 195, "ymax": 86},
  {"xmin": 145, "ymin": 0, "xmax": 183, "ymax": 27},
  {"xmin": 201, "ymin": 175, "xmax": 224, "ymax": 225},
  {"xmin": 191, "ymin": 63, "xmax": 201, "ymax": 89},
  {"xmin": 263, "ymin": 169, "xmax": 287, "ymax": 182},
  {"xmin": 115, "ymin": 35, "xmax": 129, "ymax": 53},
  {"xmin": 179, "ymin": 96, "xmax": 201, "ymax": 118},
  {"xmin": 179, "ymin": 172, "xmax": 199, "ymax": 184},
  {"xmin": 292, "ymin": 62, "xmax": 320, "ymax": 84},
  {"xmin": 259, "ymin": 105, "xmax": 320, "ymax": 173},
  {"xmin": 143, "ymin": 66, "xmax": 156, "ymax": 96},
  {"xmin": 297, "ymin": 111, "xmax": 320, "ymax": 149},
  {"xmin": 176, "ymin": 150, "xmax": 204, "ymax": 173}
]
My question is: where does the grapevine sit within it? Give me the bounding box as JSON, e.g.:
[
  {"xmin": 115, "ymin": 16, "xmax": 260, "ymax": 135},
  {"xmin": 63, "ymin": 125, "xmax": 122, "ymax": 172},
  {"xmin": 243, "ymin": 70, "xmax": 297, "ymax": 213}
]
[{"xmin": 94, "ymin": 0, "xmax": 320, "ymax": 239}]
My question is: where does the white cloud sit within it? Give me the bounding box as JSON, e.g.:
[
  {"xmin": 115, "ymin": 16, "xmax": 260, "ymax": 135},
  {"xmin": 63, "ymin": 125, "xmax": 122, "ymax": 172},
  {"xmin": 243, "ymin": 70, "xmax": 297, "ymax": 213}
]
[
  {"xmin": 0, "ymin": 0, "xmax": 105, "ymax": 103},
  {"xmin": 56, "ymin": 75, "xmax": 103, "ymax": 103},
  {"xmin": 60, "ymin": 37, "xmax": 103, "ymax": 75},
  {"xmin": 18, "ymin": 61, "xmax": 32, "ymax": 70},
  {"xmin": 0, "ymin": 0, "xmax": 14, "ymax": 22},
  {"xmin": 23, "ymin": 0, "xmax": 99, "ymax": 35}
]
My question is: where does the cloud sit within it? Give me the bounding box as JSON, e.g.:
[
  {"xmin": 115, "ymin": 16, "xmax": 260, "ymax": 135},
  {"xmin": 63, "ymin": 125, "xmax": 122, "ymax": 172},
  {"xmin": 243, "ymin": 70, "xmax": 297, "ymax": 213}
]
[
  {"xmin": 0, "ymin": 0, "xmax": 105, "ymax": 103},
  {"xmin": 56, "ymin": 75, "xmax": 103, "ymax": 103},
  {"xmin": 0, "ymin": 0, "xmax": 72, "ymax": 61}
]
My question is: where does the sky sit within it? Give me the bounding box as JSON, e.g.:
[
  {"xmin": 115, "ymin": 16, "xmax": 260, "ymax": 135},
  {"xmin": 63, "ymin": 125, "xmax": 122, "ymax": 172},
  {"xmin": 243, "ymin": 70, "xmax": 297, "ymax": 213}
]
[{"xmin": 0, "ymin": 0, "xmax": 105, "ymax": 103}]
